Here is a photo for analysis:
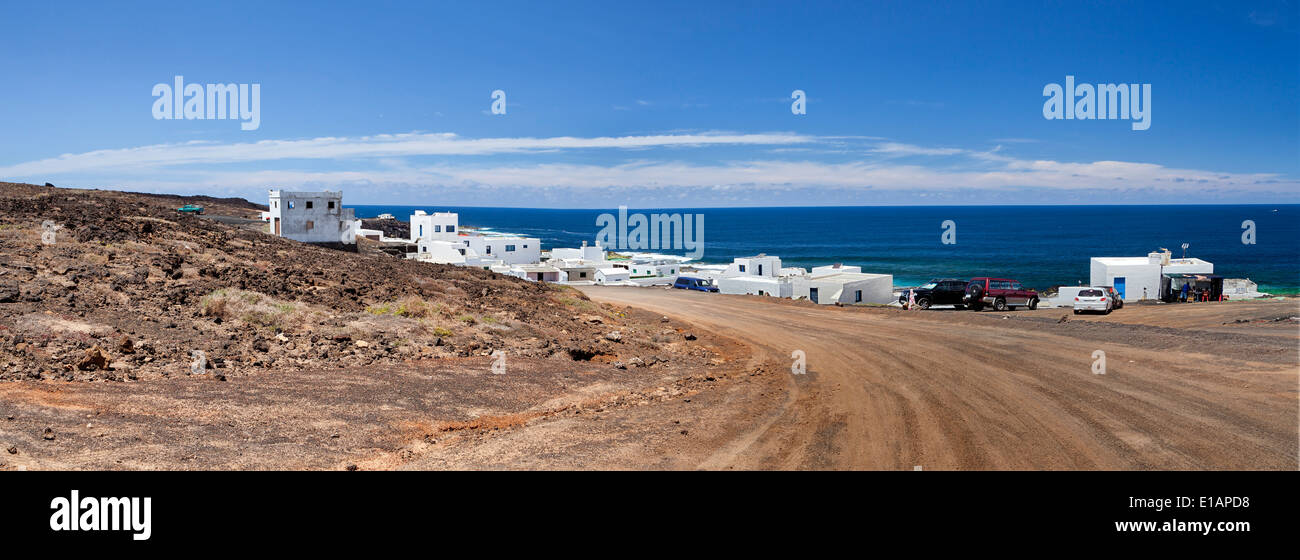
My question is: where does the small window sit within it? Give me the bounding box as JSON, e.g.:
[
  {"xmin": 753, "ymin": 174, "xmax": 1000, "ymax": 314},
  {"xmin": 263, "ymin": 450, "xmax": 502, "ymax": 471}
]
[
  {"xmin": 305, "ymin": 220, "xmax": 314, "ymax": 231},
  {"xmin": 419, "ymin": 225, "xmax": 423, "ymax": 237},
  {"xmin": 855, "ymin": 290, "xmax": 862, "ymax": 302},
  {"xmin": 505, "ymin": 245, "xmax": 516, "ymax": 252},
  {"xmin": 288, "ymin": 201, "xmax": 295, "ymax": 209},
  {"xmin": 458, "ymin": 249, "xmax": 465, "ymax": 255},
  {"xmin": 434, "ymin": 225, "xmax": 441, "ymax": 232},
  {"xmin": 273, "ymin": 201, "xmax": 277, "ymax": 208},
  {"xmin": 523, "ymin": 244, "xmax": 528, "ymax": 248},
  {"xmin": 328, "ymin": 201, "xmax": 335, "ymax": 209},
  {"xmin": 306, "ymin": 201, "xmax": 313, "ymax": 209},
  {"xmin": 447, "ymin": 225, "xmax": 455, "ymax": 233},
  {"xmin": 580, "ymin": 272, "xmax": 587, "ymax": 278},
  {"xmin": 486, "ymin": 246, "xmax": 492, "ymax": 254},
  {"xmin": 739, "ymin": 265, "xmax": 746, "ymax": 272}
]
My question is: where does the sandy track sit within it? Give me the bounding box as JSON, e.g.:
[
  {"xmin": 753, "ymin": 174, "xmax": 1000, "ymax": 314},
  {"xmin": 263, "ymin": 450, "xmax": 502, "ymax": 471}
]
[{"xmin": 579, "ymin": 287, "xmax": 1299, "ymax": 470}]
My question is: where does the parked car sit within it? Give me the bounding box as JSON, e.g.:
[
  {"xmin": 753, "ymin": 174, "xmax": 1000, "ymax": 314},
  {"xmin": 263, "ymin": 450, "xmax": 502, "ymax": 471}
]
[
  {"xmin": 964, "ymin": 277, "xmax": 1039, "ymax": 311},
  {"xmin": 1073, "ymin": 287, "xmax": 1113, "ymax": 314},
  {"xmin": 673, "ymin": 276, "xmax": 719, "ymax": 292},
  {"xmin": 1101, "ymin": 286, "xmax": 1124, "ymax": 309},
  {"xmin": 177, "ymin": 204, "xmax": 204, "ymax": 215},
  {"xmin": 899, "ymin": 278, "xmax": 968, "ymax": 309}
]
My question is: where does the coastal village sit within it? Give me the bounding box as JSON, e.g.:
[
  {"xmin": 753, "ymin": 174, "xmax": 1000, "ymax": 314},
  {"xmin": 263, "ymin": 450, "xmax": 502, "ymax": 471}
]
[
  {"xmin": 261, "ymin": 189, "xmax": 1270, "ymax": 308},
  {"xmin": 0, "ymin": 181, "xmax": 1294, "ymax": 473}
]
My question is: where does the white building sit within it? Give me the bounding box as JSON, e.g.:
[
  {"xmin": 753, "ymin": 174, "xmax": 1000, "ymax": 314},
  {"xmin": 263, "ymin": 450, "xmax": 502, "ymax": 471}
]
[
  {"xmin": 595, "ymin": 267, "xmax": 632, "ymax": 285},
  {"xmin": 507, "ymin": 264, "xmax": 562, "ymax": 282},
  {"xmin": 717, "ymin": 255, "xmax": 791, "ymax": 296},
  {"xmin": 549, "ymin": 241, "xmax": 607, "ymax": 262},
  {"xmin": 552, "ymin": 261, "xmax": 599, "ymax": 283},
  {"xmin": 410, "ymin": 211, "xmax": 459, "ymax": 242},
  {"xmin": 460, "ymin": 235, "xmax": 541, "ymax": 266},
  {"xmin": 722, "ymin": 254, "xmax": 783, "ymax": 278},
  {"xmin": 625, "ymin": 259, "xmax": 682, "ymax": 278},
  {"xmin": 792, "ymin": 266, "xmax": 894, "ymax": 305},
  {"xmin": 1090, "ymin": 250, "xmax": 1213, "ymax": 301},
  {"xmin": 266, "ymin": 190, "xmax": 357, "ymax": 245}
]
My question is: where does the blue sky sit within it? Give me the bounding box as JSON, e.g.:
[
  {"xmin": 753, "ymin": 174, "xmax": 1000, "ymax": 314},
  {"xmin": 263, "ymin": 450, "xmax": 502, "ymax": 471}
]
[{"xmin": 1, "ymin": 0, "xmax": 1296, "ymax": 207}]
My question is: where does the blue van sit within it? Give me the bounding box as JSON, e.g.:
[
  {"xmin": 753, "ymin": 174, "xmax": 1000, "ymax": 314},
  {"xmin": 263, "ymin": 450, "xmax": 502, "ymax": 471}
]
[{"xmin": 673, "ymin": 276, "xmax": 719, "ymax": 292}]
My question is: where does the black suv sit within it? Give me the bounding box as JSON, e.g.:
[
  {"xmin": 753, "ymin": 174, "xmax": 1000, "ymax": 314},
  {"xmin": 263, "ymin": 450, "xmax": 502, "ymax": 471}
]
[{"xmin": 899, "ymin": 278, "xmax": 968, "ymax": 309}]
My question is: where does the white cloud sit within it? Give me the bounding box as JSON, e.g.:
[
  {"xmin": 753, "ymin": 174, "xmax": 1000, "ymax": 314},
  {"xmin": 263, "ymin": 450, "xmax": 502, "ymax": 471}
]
[
  {"xmin": 0, "ymin": 131, "xmax": 815, "ymax": 177},
  {"xmin": 3, "ymin": 132, "xmax": 1294, "ymax": 203}
]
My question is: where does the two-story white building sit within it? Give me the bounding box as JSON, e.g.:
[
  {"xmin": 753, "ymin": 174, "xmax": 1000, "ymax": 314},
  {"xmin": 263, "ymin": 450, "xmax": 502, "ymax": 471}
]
[
  {"xmin": 410, "ymin": 211, "xmax": 459, "ymax": 242},
  {"xmin": 266, "ymin": 190, "xmax": 357, "ymax": 245}
]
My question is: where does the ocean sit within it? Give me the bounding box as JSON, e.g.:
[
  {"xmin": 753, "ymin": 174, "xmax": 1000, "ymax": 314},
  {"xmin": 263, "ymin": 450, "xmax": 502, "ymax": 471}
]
[{"xmin": 351, "ymin": 204, "xmax": 1300, "ymax": 294}]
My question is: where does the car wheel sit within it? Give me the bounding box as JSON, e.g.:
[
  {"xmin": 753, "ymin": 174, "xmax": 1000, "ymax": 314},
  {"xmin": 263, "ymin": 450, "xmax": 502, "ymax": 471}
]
[
  {"xmin": 1028, "ymin": 298, "xmax": 1038, "ymax": 310},
  {"xmin": 917, "ymin": 297, "xmax": 931, "ymax": 309},
  {"xmin": 993, "ymin": 298, "xmax": 1007, "ymax": 312},
  {"xmin": 1073, "ymin": 309, "xmax": 1080, "ymax": 315}
]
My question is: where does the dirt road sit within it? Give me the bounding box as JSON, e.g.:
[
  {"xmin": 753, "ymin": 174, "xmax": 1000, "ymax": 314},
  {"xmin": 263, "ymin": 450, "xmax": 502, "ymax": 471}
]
[{"xmin": 578, "ymin": 287, "xmax": 1299, "ymax": 470}]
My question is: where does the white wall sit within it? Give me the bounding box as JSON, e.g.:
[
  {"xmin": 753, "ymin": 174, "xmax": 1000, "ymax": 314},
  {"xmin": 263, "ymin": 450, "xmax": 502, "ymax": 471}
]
[{"xmin": 718, "ymin": 276, "xmax": 792, "ymax": 297}]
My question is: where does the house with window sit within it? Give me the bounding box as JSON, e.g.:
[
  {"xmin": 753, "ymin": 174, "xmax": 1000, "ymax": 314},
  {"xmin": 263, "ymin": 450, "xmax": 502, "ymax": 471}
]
[
  {"xmin": 1090, "ymin": 249, "xmax": 1213, "ymax": 301},
  {"xmin": 791, "ymin": 266, "xmax": 893, "ymax": 305},
  {"xmin": 595, "ymin": 267, "xmax": 632, "ymax": 285},
  {"xmin": 266, "ymin": 190, "xmax": 357, "ymax": 245},
  {"xmin": 409, "ymin": 210, "xmax": 459, "ymax": 242},
  {"xmin": 717, "ymin": 254, "xmax": 805, "ymax": 297},
  {"xmin": 461, "ymin": 234, "xmax": 541, "ymax": 266}
]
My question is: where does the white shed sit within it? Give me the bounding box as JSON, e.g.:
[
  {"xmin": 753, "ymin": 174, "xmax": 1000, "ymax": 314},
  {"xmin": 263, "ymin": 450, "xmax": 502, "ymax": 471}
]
[
  {"xmin": 792, "ymin": 272, "xmax": 893, "ymax": 305},
  {"xmin": 595, "ymin": 267, "xmax": 631, "ymax": 285}
]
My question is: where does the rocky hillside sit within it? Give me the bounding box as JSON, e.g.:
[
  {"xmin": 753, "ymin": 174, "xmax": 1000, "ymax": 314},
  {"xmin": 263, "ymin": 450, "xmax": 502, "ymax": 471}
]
[{"xmin": 0, "ymin": 183, "xmax": 692, "ymax": 382}]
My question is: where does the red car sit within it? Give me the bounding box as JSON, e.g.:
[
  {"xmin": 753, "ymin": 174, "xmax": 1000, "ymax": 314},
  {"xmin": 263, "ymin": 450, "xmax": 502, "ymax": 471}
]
[{"xmin": 963, "ymin": 277, "xmax": 1039, "ymax": 311}]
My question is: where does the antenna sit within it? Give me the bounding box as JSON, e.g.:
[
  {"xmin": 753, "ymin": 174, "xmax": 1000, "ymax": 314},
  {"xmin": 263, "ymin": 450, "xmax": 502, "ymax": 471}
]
[{"xmin": 1181, "ymin": 243, "xmax": 1189, "ymax": 259}]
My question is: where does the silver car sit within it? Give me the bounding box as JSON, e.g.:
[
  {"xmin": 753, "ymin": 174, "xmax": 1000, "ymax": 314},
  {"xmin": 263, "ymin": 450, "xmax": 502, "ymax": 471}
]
[{"xmin": 1073, "ymin": 288, "xmax": 1113, "ymax": 314}]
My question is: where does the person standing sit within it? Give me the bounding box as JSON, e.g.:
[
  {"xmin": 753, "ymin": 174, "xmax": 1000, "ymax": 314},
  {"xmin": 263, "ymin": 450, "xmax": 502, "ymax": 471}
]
[{"xmin": 1180, "ymin": 281, "xmax": 1190, "ymax": 302}]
